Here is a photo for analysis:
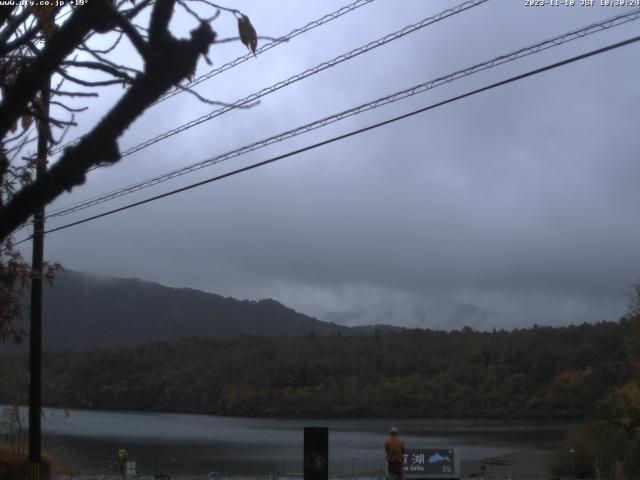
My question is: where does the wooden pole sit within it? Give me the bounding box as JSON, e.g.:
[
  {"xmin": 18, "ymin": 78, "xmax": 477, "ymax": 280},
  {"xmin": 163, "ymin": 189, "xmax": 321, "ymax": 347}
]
[{"xmin": 28, "ymin": 78, "xmax": 49, "ymax": 480}]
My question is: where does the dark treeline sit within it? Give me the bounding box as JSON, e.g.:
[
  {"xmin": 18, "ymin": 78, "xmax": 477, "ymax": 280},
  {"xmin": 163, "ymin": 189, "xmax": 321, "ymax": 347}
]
[{"xmin": 0, "ymin": 320, "xmax": 635, "ymax": 418}]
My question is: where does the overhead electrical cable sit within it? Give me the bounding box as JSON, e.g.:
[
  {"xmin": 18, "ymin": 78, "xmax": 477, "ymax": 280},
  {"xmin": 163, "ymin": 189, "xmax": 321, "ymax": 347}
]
[
  {"xmin": 45, "ymin": 0, "xmax": 377, "ymax": 157},
  {"xmin": 46, "ymin": 0, "xmax": 490, "ymax": 161},
  {"xmin": 8, "ymin": 0, "xmax": 487, "ymax": 237},
  {"xmin": 44, "ymin": 7, "xmax": 640, "ymax": 220},
  {"xmin": 155, "ymin": 0, "xmax": 376, "ymax": 104},
  {"xmin": 12, "ymin": 33, "xmax": 640, "ymax": 246}
]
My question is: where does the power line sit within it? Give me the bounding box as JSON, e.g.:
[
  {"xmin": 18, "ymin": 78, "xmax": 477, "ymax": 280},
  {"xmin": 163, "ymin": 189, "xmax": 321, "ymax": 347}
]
[
  {"xmin": 45, "ymin": 0, "xmax": 376, "ymax": 157},
  {"xmin": 7, "ymin": 2, "xmax": 374, "ymax": 232},
  {"xmin": 155, "ymin": 0, "xmax": 376, "ymax": 105},
  {"xmin": 8, "ymin": 0, "xmax": 486, "ymax": 237},
  {"xmin": 45, "ymin": 7, "xmax": 640, "ymax": 220},
  {"xmin": 47, "ymin": 0, "xmax": 490, "ymax": 165},
  {"xmin": 14, "ymin": 33, "xmax": 640, "ymax": 245},
  {"xmin": 116, "ymin": 0, "xmax": 490, "ymax": 159}
]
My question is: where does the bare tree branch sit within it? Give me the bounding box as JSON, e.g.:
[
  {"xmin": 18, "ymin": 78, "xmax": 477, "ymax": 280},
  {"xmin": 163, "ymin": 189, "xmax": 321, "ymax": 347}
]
[
  {"xmin": 0, "ymin": 0, "xmax": 261, "ymax": 341},
  {"xmin": 0, "ymin": 8, "xmax": 31, "ymax": 51},
  {"xmin": 111, "ymin": 8, "xmax": 154, "ymax": 61},
  {"xmin": 0, "ymin": 1, "xmax": 109, "ymax": 139},
  {"xmin": 149, "ymin": 0, "xmax": 176, "ymax": 47},
  {"xmin": 56, "ymin": 68, "xmax": 129, "ymax": 87},
  {"xmin": 0, "ymin": 19, "xmax": 217, "ymax": 240},
  {"xmin": 177, "ymin": 83, "xmax": 260, "ymax": 108},
  {"xmin": 61, "ymin": 60, "xmax": 137, "ymax": 82}
]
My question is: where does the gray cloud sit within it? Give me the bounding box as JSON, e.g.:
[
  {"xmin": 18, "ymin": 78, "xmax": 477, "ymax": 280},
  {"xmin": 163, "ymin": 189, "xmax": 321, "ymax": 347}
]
[{"xmin": 25, "ymin": 0, "xmax": 640, "ymax": 329}]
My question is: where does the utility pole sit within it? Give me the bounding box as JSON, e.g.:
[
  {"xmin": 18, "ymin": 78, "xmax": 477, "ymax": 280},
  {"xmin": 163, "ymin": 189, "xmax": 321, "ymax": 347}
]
[
  {"xmin": 28, "ymin": 78, "xmax": 50, "ymax": 480},
  {"xmin": 569, "ymin": 447, "xmax": 576, "ymax": 480}
]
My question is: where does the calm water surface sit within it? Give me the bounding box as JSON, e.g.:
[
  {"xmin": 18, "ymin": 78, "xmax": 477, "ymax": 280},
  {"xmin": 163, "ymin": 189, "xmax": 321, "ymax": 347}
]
[{"xmin": 15, "ymin": 407, "xmax": 574, "ymax": 476}]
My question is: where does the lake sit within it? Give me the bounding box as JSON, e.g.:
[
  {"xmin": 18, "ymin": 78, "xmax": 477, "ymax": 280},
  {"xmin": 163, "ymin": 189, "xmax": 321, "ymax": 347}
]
[{"xmin": 6, "ymin": 407, "xmax": 574, "ymax": 476}]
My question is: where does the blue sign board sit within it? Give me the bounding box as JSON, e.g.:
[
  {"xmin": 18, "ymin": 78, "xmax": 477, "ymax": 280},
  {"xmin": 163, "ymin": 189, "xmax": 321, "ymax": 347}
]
[{"xmin": 403, "ymin": 449, "xmax": 457, "ymax": 477}]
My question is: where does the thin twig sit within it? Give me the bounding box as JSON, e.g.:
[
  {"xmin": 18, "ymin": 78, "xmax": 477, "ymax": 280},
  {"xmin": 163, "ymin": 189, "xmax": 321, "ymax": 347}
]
[
  {"xmin": 215, "ymin": 35, "xmax": 286, "ymax": 44},
  {"xmin": 176, "ymin": 84, "xmax": 260, "ymax": 108}
]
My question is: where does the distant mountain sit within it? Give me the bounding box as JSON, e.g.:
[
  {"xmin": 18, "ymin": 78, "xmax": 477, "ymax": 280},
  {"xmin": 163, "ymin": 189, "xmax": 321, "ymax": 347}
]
[
  {"xmin": 5, "ymin": 271, "xmax": 497, "ymax": 352},
  {"xmin": 12, "ymin": 270, "xmax": 369, "ymax": 351},
  {"xmin": 322, "ymin": 293, "xmax": 501, "ymax": 331}
]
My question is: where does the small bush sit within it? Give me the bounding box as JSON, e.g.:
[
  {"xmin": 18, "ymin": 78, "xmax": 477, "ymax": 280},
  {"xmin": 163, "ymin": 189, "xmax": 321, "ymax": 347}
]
[
  {"xmin": 0, "ymin": 449, "xmax": 51, "ymax": 480},
  {"xmin": 550, "ymin": 420, "xmax": 640, "ymax": 480}
]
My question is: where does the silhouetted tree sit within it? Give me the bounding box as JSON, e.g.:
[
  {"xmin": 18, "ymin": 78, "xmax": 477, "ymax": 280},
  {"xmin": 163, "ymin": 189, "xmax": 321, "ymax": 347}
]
[{"xmin": 0, "ymin": 1, "xmax": 260, "ymax": 341}]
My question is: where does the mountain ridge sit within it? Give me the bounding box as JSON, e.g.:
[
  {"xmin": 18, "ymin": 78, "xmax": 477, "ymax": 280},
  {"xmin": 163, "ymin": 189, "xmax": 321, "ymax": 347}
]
[{"xmin": 9, "ymin": 270, "xmax": 402, "ymax": 351}]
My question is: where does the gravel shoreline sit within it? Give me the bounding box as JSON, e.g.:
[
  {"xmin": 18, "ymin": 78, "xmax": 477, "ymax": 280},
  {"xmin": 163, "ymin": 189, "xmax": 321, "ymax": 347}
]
[
  {"xmin": 50, "ymin": 451, "xmax": 554, "ymax": 480},
  {"xmin": 51, "ymin": 477, "xmax": 375, "ymax": 480}
]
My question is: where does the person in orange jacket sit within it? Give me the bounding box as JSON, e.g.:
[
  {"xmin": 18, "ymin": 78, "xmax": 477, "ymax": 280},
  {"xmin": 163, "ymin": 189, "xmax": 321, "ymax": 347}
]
[{"xmin": 384, "ymin": 427, "xmax": 405, "ymax": 480}]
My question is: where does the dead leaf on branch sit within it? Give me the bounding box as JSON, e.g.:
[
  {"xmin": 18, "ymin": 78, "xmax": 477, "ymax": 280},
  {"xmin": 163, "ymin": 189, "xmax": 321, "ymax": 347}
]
[
  {"xmin": 21, "ymin": 115, "xmax": 32, "ymax": 130},
  {"xmin": 237, "ymin": 14, "xmax": 257, "ymax": 56},
  {"xmin": 43, "ymin": 262, "xmax": 63, "ymax": 286},
  {"xmin": 3, "ymin": 71, "xmax": 17, "ymax": 92},
  {"xmin": 33, "ymin": 95, "xmax": 44, "ymax": 113}
]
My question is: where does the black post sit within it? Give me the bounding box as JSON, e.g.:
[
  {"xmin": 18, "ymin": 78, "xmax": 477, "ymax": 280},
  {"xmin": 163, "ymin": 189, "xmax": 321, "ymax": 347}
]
[
  {"xmin": 28, "ymin": 79, "xmax": 49, "ymax": 480},
  {"xmin": 568, "ymin": 447, "xmax": 576, "ymax": 480},
  {"xmin": 304, "ymin": 427, "xmax": 328, "ymax": 480}
]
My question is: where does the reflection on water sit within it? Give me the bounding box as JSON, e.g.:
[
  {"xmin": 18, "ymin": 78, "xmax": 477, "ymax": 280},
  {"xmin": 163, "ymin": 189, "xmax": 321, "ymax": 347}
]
[{"xmin": 14, "ymin": 407, "xmax": 573, "ymax": 476}]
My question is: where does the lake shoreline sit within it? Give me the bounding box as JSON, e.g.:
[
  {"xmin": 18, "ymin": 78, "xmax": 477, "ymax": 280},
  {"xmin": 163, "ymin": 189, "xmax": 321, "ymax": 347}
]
[
  {"xmin": 3, "ymin": 407, "xmax": 569, "ymax": 477},
  {"xmin": 45, "ymin": 449, "xmax": 555, "ymax": 479},
  {"xmin": 462, "ymin": 450, "xmax": 552, "ymax": 478},
  {"xmin": 9, "ymin": 403, "xmax": 586, "ymax": 422},
  {"xmin": 51, "ymin": 450, "xmax": 554, "ymax": 480}
]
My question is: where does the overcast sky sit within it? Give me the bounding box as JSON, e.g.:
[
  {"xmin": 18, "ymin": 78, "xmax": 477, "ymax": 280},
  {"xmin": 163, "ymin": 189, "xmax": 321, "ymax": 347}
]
[{"xmin": 19, "ymin": 0, "xmax": 640, "ymax": 329}]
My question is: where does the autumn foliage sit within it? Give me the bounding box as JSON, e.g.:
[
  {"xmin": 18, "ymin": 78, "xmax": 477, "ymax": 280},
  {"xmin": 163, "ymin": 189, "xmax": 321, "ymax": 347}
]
[
  {"xmin": 550, "ymin": 284, "xmax": 640, "ymax": 479},
  {"xmin": 0, "ymin": 449, "xmax": 51, "ymax": 480},
  {"xmin": 0, "ymin": 319, "xmax": 636, "ymax": 419}
]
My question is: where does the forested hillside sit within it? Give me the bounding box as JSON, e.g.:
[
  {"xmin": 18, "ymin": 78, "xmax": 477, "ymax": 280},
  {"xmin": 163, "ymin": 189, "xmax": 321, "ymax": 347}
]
[
  {"xmin": 9, "ymin": 270, "xmax": 399, "ymax": 351},
  {"xmin": 0, "ymin": 320, "xmax": 634, "ymax": 418}
]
